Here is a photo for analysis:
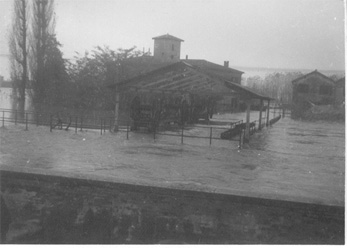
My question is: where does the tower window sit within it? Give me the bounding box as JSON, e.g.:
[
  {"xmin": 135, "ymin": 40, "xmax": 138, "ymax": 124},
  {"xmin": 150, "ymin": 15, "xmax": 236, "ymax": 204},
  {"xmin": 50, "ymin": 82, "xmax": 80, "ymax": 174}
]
[{"xmin": 172, "ymin": 44, "xmax": 174, "ymax": 51}]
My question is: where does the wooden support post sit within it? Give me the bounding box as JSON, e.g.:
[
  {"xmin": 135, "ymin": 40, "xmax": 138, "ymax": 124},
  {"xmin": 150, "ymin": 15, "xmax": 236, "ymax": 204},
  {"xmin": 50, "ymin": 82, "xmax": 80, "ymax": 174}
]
[
  {"xmin": 282, "ymin": 107, "xmax": 285, "ymax": 118},
  {"xmin": 15, "ymin": 110, "xmax": 17, "ymax": 125},
  {"xmin": 258, "ymin": 99, "xmax": 263, "ymax": 131},
  {"xmin": 209, "ymin": 127, "xmax": 212, "ymax": 146},
  {"xmin": 2, "ymin": 111, "xmax": 4, "ymax": 127},
  {"xmin": 244, "ymin": 100, "xmax": 251, "ymax": 143},
  {"xmin": 36, "ymin": 112, "xmax": 39, "ymax": 126},
  {"xmin": 266, "ymin": 100, "xmax": 270, "ymax": 127},
  {"xmin": 80, "ymin": 117, "xmax": 83, "ymax": 131}
]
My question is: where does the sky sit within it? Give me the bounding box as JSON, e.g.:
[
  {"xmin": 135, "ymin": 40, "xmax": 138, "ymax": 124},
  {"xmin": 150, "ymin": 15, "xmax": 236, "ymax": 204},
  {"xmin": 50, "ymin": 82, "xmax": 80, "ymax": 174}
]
[{"xmin": 0, "ymin": 0, "xmax": 345, "ymax": 80}]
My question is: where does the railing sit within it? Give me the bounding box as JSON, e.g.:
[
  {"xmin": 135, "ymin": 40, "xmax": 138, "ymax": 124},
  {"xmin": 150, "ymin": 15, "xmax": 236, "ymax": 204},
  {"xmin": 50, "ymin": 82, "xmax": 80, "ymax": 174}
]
[{"xmin": 0, "ymin": 108, "xmax": 282, "ymax": 148}]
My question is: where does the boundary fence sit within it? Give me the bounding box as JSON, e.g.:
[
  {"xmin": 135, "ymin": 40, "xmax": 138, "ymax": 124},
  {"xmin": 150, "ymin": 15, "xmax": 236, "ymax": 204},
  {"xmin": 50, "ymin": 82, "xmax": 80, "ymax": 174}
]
[{"xmin": 0, "ymin": 108, "xmax": 282, "ymax": 148}]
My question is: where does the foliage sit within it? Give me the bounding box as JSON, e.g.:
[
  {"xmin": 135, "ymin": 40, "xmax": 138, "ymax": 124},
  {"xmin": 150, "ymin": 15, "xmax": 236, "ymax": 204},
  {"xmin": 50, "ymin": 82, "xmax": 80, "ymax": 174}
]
[
  {"xmin": 30, "ymin": 0, "xmax": 55, "ymax": 105},
  {"xmin": 9, "ymin": 0, "xmax": 29, "ymax": 111},
  {"xmin": 244, "ymin": 72, "xmax": 304, "ymax": 105},
  {"xmin": 67, "ymin": 46, "xmax": 147, "ymax": 110}
]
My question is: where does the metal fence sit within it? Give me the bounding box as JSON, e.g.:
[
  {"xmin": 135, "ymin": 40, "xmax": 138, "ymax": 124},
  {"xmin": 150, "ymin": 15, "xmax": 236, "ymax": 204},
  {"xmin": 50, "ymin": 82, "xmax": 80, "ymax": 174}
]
[{"xmin": 0, "ymin": 108, "xmax": 282, "ymax": 148}]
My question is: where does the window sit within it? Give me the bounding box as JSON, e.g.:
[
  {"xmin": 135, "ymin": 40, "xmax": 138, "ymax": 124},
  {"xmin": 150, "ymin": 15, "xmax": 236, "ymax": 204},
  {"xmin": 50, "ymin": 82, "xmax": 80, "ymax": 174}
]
[
  {"xmin": 319, "ymin": 85, "xmax": 332, "ymax": 95},
  {"xmin": 297, "ymin": 84, "xmax": 309, "ymax": 93}
]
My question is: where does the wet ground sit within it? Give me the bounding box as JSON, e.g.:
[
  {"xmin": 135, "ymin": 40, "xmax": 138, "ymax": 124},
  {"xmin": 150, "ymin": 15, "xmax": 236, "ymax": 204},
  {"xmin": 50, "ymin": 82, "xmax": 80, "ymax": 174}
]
[{"xmin": 0, "ymin": 112, "xmax": 344, "ymax": 206}]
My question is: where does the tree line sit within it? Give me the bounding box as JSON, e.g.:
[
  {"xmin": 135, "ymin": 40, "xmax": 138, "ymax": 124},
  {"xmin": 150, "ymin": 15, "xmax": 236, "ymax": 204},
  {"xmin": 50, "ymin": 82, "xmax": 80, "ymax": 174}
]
[{"xmin": 9, "ymin": 0, "xmax": 146, "ymax": 114}]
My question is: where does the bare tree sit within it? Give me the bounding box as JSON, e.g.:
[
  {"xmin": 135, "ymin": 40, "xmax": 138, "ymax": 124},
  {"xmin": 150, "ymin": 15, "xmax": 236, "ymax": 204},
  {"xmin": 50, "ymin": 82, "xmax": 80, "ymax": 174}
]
[
  {"xmin": 9, "ymin": 0, "xmax": 29, "ymax": 112},
  {"xmin": 30, "ymin": 0, "xmax": 55, "ymax": 105}
]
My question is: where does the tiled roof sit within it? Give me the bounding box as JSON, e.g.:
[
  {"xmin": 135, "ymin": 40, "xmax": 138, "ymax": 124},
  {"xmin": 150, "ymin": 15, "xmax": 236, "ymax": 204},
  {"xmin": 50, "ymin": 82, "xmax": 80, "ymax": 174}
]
[{"xmin": 152, "ymin": 34, "xmax": 184, "ymax": 42}]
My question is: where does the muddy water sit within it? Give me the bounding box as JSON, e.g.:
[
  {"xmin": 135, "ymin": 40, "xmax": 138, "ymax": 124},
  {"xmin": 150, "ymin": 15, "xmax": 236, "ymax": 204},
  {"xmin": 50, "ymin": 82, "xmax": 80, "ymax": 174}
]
[{"xmin": 0, "ymin": 108, "xmax": 344, "ymax": 206}]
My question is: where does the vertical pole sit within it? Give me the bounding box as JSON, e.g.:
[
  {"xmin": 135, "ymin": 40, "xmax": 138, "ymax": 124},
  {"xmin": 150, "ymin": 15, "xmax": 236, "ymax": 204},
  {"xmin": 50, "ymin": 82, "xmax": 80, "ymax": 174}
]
[
  {"xmin": 282, "ymin": 107, "xmax": 285, "ymax": 118},
  {"xmin": 266, "ymin": 100, "xmax": 270, "ymax": 127},
  {"xmin": 75, "ymin": 116, "xmax": 77, "ymax": 133},
  {"xmin": 209, "ymin": 127, "xmax": 212, "ymax": 146},
  {"xmin": 100, "ymin": 119, "xmax": 103, "ymax": 135},
  {"xmin": 126, "ymin": 121, "xmax": 129, "ymax": 140},
  {"xmin": 153, "ymin": 125, "xmax": 156, "ymax": 140},
  {"xmin": 258, "ymin": 99, "xmax": 263, "ymax": 131},
  {"xmin": 36, "ymin": 112, "xmax": 39, "ymax": 126},
  {"xmin": 80, "ymin": 117, "xmax": 83, "ymax": 131},
  {"xmin": 244, "ymin": 100, "xmax": 251, "ymax": 143},
  {"xmin": 50, "ymin": 115, "xmax": 52, "ymax": 132},
  {"xmin": 181, "ymin": 124, "xmax": 184, "ymax": 144},
  {"xmin": 25, "ymin": 113, "xmax": 28, "ymax": 131},
  {"xmin": 103, "ymin": 119, "xmax": 106, "ymax": 133},
  {"xmin": 15, "ymin": 110, "xmax": 17, "ymax": 125},
  {"xmin": 2, "ymin": 111, "xmax": 4, "ymax": 127},
  {"xmin": 109, "ymin": 118, "xmax": 112, "ymax": 132},
  {"xmin": 239, "ymin": 128, "xmax": 242, "ymax": 149},
  {"xmin": 114, "ymin": 85, "xmax": 120, "ymax": 132}
]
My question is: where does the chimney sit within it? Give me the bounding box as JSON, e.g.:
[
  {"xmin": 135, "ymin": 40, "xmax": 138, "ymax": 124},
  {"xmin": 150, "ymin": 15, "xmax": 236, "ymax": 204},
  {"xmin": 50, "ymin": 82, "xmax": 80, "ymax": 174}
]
[
  {"xmin": 224, "ymin": 61, "xmax": 229, "ymax": 68},
  {"xmin": 186, "ymin": 55, "xmax": 188, "ymax": 60}
]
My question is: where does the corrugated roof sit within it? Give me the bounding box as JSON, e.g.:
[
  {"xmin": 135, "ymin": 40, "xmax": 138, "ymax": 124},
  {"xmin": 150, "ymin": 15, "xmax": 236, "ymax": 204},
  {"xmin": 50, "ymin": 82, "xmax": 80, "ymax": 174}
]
[
  {"xmin": 108, "ymin": 61, "xmax": 271, "ymax": 100},
  {"xmin": 152, "ymin": 34, "xmax": 184, "ymax": 42},
  {"xmin": 224, "ymin": 81, "xmax": 272, "ymax": 100}
]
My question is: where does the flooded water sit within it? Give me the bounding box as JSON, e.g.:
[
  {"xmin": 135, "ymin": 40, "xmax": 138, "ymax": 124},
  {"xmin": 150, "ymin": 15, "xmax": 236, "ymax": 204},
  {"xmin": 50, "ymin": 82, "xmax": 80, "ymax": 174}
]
[{"xmin": 0, "ymin": 87, "xmax": 344, "ymax": 206}]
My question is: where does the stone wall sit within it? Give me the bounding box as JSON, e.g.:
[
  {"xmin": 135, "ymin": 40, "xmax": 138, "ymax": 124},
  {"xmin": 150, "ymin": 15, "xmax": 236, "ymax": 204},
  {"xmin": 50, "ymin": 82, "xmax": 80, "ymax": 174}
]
[{"xmin": 0, "ymin": 169, "xmax": 344, "ymax": 244}]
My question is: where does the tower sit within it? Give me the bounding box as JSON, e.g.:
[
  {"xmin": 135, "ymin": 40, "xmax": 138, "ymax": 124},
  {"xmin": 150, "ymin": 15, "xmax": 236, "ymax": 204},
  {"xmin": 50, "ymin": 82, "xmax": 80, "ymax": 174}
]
[{"xmin": 152, "ymin": 34, "xmax": 184, "ymax": 63}]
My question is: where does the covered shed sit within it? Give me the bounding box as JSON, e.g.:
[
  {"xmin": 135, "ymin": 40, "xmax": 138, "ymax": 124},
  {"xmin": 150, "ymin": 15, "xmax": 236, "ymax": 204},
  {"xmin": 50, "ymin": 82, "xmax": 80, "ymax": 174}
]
[{"xmin": 108, "ymin": 61, "xmax": 272, "ymax": 142}]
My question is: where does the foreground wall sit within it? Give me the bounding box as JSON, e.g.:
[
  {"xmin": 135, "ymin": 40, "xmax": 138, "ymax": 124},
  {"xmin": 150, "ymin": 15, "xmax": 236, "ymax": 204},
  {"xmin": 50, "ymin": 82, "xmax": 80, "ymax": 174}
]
[{"xmin": 0, "ymin": 169, "xmax": 344, "ymax": 244}]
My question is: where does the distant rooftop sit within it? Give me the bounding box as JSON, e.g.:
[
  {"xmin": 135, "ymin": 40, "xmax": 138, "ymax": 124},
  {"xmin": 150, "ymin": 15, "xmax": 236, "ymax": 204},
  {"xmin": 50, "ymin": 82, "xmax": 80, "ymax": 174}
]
[{"xmin": 152, "ymin": 34, "xmax": 184, "ymax": 42}]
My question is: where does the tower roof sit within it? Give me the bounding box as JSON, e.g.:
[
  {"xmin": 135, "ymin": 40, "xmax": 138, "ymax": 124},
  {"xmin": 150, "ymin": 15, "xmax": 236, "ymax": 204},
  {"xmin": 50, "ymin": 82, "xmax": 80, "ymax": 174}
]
[{"xmin": 152, "ymin": 34, "xmax": 184, "ymax": 42}]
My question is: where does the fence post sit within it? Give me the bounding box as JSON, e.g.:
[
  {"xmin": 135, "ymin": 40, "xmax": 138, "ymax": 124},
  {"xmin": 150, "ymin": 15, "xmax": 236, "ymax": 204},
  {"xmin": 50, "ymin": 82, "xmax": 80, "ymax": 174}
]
[
  {"xmin": 15, "ymin": 110, "xmax": 17, "ymax": 125},
  {"xmin": 104, "ymin": 119, "xmax": 106, "ymax": 133},
  {"xmin": 80, "ymin": 117, "xmax": 83, "ymax": 131},
  {"xmin": 153, "ymin": 124, "xmax": 156, "ymax": 140},
  {"xmin": 2, "ymin": 111, "xmax": 4, "ymax": 127},
  {"xmin": 100, "ymin": 119, "xmax": 103, "ymax": 135},
  {"xmin": 36, "ymin": 112, "xmax": 39, "ymax": 126},
  {"xmin": 109, "ymin": 118, "xmax": 112, "ymax": 132},
  {"xmin": 209, "ymin": 127, "xmax": 212, "ymax": 146},
  {"xmin": 49, "ymin": 115, "xmax": 52, "ymax": 132},
  {"xmin": 126, "ymin": 121, "xmax": 129, "ymax": 140},
  {"xmin": 25, "ymin": 113, "xmax": 28, "ymax": 131},
  {"xmin": 181, "ymin": 124, "xmax": 184, "ymax": 144},
  {"xmin": 75, "ymin": 116, "xmax": 77, "ymax": 134}
]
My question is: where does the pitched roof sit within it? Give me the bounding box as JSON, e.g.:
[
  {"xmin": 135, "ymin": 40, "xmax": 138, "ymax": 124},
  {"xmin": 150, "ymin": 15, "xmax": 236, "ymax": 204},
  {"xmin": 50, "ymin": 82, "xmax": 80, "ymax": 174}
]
[
  {"xmin": 152, "ymin": 34, "xmax": 184, "ymax": 42},
  {"xmin": 108, "ymin": 61, "xmax": 270, "ymax": 100},
  {"xmin": 184, "ymin": 59, "xmax": 244, "ymax": 75},
  {"xmin": 292, "ymin": 70, "xmax": 335, "ymax": 84}
]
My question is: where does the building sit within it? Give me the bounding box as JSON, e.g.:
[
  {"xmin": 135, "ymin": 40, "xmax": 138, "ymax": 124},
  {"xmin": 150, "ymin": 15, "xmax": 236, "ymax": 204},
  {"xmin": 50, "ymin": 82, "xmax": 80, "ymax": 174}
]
[
  {"xmin": 334, "ymin": 77, "xmax": 345, "ymax": 105},
  {"xmin": 109, "ymin": 34, "xmax": 271, "ymax": 140},
  {"xmin": 291, "ymin": 70, "xmax": 343, "ymax": 117}
]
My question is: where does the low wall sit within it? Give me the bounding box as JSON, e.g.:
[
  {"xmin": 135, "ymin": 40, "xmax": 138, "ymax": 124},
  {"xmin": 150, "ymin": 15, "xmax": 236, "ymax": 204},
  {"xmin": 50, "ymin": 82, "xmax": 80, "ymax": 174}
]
[{"xmin": 0, "ymin": 169, "xmax": 344, "ymax": 244}]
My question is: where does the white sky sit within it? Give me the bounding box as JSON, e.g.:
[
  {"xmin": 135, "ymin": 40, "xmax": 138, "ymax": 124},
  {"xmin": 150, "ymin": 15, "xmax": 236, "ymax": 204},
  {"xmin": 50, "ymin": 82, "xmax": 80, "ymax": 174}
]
[{"xmin": 0, "ymin": 0, "xmax": 345, "ymax": 80}]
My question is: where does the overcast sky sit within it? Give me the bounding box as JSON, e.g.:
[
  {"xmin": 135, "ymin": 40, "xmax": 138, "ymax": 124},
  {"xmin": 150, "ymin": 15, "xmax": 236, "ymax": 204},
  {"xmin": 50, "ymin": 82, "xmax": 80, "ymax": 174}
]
[{"xmin": 0, "ymin": 0, "xmax": 345, "ymax": 79}]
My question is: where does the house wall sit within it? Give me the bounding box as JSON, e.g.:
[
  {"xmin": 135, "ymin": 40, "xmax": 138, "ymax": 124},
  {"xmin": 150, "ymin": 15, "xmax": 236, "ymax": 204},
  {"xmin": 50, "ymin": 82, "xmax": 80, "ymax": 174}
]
[
  {"xmin": 0, "ymin": 169, "xmax": 344, "ymax": 244},
  {"xmin": 153, "ymin": 39, "xmax": 182, "ymax": 63},
  {"xmin": 292, "ymin": 75, "xmax": 335, "ymax": 108}
]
